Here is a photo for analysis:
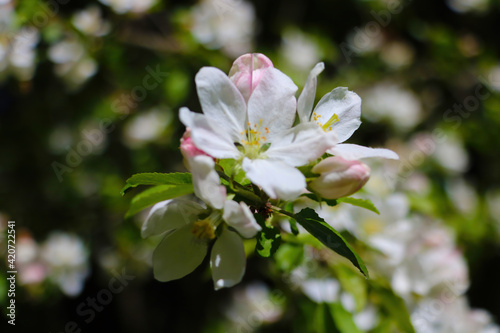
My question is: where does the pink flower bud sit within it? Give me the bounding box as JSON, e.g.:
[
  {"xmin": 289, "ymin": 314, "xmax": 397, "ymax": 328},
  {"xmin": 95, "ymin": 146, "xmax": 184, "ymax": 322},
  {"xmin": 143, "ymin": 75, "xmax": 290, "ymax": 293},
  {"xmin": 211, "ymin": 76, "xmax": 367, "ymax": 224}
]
[
  {"xmin": 180, "ymin": 128, "xmax": 211, "ymax": 159},
  {"xmin": 229, "ymin": 53, "xmax": 273, "ymax": 101},
  {"xmin": 309, "ymin": 157, "xmax": 370, "ymax": 199}
]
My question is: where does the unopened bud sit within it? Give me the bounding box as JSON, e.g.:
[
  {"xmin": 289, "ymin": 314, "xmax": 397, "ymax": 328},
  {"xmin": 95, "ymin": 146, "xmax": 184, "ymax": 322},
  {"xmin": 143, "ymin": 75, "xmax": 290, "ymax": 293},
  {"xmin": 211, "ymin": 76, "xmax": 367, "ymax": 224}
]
[
  {"xmin": 309, "ymin": 157, "xmax": 370, "ymax": 199},
  {"xmin": 229, "ymin": 53, "xmax": 273, "ymax": 101}
]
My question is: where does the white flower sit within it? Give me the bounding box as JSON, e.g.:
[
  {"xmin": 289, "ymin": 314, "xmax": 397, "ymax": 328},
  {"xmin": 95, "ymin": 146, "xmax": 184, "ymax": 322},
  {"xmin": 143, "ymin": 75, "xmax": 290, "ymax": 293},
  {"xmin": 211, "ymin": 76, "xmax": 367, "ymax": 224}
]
[
  {"xmin": 180, "ymin": 53, "xmax": 336, "ymax": 200},
  {"xmin": 143, "ymin": 196, "xmax": 260, "ymax": 289},
  {"xmin": 298, "ymin": 63, "xmax": 399, "ymax": 161}
]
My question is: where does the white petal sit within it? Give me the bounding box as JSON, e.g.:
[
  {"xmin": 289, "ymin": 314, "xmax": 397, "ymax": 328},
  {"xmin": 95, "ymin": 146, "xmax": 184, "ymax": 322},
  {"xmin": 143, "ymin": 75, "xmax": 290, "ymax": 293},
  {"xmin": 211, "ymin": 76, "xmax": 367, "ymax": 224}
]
[
  {"xmin": 247, "ymin": 68, "xmax": 298, "ymax": 140},
  {"xmin": 242, "ymin": 158, "xmax": 306, "ymax": 200},
  {"xmin": 210, "ymin": 228, "xmax": 246, "ymax": 290},
  {"xmin": 297, "ymin": 62, "xmax": 325, "ymax": 123},
  {"xmin": 195, "ymin": 67, "xmax": 247, "ymax": 141},
  {"xmin": 313, "ymin": 87, "xmax": 361, "ymax": 143},
  {"xmin": 189, "ymin": 155, "xmax": 226, "ymax": 209},
  {"xmin": 142, "ymin": 198, "xmax": 205, "ymax": 238},
  {"xmin": 153, "ymin": 224, "xmax": 208, "ymax": 282},
  {"xmin": 328, "ymin": 143, "xmax": 399, "ymax": 160},
  {"xmin": 266, "ymin": 122, "xmax": 337, "ymax": 167},
  {"xmin": 179, "ymin": 107, "xmax": 240, "ymax": 159},
  {"xmin": 223, "ymin": 200, "xmax": 261, "ymax": 238}
]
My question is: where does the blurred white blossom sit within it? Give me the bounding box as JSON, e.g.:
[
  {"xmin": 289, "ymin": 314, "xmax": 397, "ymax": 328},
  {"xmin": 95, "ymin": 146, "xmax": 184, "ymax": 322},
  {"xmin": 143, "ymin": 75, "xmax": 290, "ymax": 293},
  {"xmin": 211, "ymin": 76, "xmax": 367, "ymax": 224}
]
[
  {"xmin": 447, "ymin": 0, "xmax": 489, "ymax": 13},
  {"xmin": 72, "ymin": 5, "xmax": 111, "ymax": 37},
  {"xmin": 41, "ymin": 232, "xmax": 90, "ymax": 296},
  {"xmin": 123, "ymin": 107, "xmax": 172, "ymax": 147},
  {"xmin": 362, "ymin": 82, "xmax": 423, "ymax": 131},
  {"xmin": 223, "ymin": 283, "xmax": 284, "ymax": 331},
  {"xmin": 432, "ymin": 134, "xmax": 469, "ymax": 174},
  {"xmin": 446, "ymin": 178, "xmax": 479, "ymax": 215},
  {"xmin": 191, "ymin": 0, "xmax": 255, "ymax": 57},
  {"xmin": 412, "ymin": 297, "xmax": 499, "ymax": 333},
  {"xmin": 280, "ymin": 29, "xmax": 322, "ymax": 72},
  {"xmin": 0, "ymin": 27, "xmax": 39, "ymax": 81},
  {"xmin": 99, "ymin": 0, "xmax": 158, "ymax": 14},
  {"xmin": 380, "ymin": 40, "xmax": 415, "ymax": 69},
  {"xmin": 48, "ymin": 37, "xmax": 98, "ymax": 88}
]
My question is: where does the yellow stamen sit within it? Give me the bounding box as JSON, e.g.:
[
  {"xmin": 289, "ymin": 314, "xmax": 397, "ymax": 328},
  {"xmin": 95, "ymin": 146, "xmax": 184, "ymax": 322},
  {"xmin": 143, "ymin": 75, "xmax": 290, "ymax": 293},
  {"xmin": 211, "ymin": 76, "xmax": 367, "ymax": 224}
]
[{"xmin": 321, "ymin": 113, "xmax": 339, "ymax": 132}]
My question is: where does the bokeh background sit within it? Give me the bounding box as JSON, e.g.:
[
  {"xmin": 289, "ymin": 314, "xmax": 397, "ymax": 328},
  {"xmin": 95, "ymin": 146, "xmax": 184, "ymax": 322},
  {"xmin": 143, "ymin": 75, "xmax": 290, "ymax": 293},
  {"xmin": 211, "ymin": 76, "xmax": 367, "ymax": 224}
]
[{"xmin": 2, "ymin": 0, "xmax": 500, "ymax": 332}]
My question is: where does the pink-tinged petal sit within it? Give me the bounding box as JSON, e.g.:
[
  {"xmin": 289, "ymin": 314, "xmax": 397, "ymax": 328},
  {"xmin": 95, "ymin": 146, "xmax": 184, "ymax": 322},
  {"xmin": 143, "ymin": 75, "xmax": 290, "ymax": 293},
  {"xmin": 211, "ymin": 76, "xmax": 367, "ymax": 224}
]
[
  {"xmin": 229, "ymin": 53, "xmax": 274, "ymax": 102},
  {"xmin": 309, "ymin": 156, "xmax": 370, "ymax": 199},
  {"xmin": 179, "ymin": 107, "xmax": 240, "ymax": 159},
  {"xmin": 313, "ymin": 87, "xmax": 361, "ymax": 142},
  {"xmin": 328, "ymin": 143, "xmax": 399, "ymax": 160},
  {"xmin": 195, "ymin": 67, "xmax": 247, "ymax": 141},
  {"xmin": 266, "ymin": 122, "xmax": 337, "ymax": 167},
  {"xmin": 210, "ymin": 228, "xmax": 246, "ymax": 290},
  {"xmin": 297, "ymin": 62, "xmax": 325, "ymax": 123},
  {"xmin": 242, "ymin": 158, "xmax": 306, "ymax": 200},
  {"xmin": 247, "ymin": 68, "xmax": 298, "ymax": 140},
  {"xmin": 180, "ymin": 128, "xmax": 211, "ymax": 159},
  {"xmin": 153, "ymin": 224, "xmax": 208, "ymax": 282},
  {"xmin": 223, "ymin": 200, "xmax": 261, "ymax": 238}
]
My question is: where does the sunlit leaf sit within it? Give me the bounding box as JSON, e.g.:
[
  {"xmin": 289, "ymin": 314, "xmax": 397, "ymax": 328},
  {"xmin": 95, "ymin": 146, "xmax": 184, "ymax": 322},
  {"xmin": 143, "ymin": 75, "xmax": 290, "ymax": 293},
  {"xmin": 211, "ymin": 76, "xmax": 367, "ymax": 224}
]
[
  {"xmin": 121, "ymin": 172, "xmax": 192, "ymax": 195},
  {"xmin": 125, "ymin": 184, "xmax": 194, "ymax": 218}
]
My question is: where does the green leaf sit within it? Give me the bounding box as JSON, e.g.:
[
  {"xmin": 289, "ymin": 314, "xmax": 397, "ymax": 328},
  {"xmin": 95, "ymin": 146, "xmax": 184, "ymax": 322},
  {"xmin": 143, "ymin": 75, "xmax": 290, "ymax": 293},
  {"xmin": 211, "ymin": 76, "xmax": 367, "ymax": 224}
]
[
  {"xmin": 315, "ymin": 303, "xmax": 338, "ymax": 333},
  {"xmin": 274, "ymin": 243, "xmax": 304, "ymax": 272},
  {"xmin": 121, "ymin": 172, "xmax": 192, "ymax": 195},
  {"xmin": 335, "ymin": 265, "xmax": 367, "ymax": 312},
  {"xmin": 329, "ymin": 303, "xmax": 362, "ymax": 333},
  {"xmin": 293, "ymin": 208, "xmax": 369, "ymax": 277},
  {"xmin": 337, "ymin": 197, "xmax": 380, "ymax": 215},
  {"xmin": 125, "ymin": 184, "xmax": 194, "ymax": 218},
  {"xmin": 372, "ymin": 282, "xmax": 415, "ymax": 333},
  {"xmin": 254, "ymin": 214, "xmax": 281, "ymax": 258}
]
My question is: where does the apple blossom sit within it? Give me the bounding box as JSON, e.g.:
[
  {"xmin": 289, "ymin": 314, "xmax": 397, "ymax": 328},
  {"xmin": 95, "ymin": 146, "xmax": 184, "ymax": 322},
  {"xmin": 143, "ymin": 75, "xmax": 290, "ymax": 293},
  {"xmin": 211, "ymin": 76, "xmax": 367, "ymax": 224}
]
[
  {"xmin": 180, "ymin": 53, "xmax": 336, "ymax": 200},
  {"xmin": 297, "ymin": 62, "xmax": 399, "ymax": 161},
  {"xmin": 142, "ymin": 195, "xmax": 261, "ymax": 289}
]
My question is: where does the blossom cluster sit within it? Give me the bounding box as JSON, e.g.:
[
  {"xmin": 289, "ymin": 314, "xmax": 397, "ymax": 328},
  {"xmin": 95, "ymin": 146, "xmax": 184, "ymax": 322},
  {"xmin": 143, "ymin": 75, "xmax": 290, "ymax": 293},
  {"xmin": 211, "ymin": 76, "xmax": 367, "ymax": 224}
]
[{"xmin": 137, "ymin": 53, "xmax": 398, "ymax": 290}]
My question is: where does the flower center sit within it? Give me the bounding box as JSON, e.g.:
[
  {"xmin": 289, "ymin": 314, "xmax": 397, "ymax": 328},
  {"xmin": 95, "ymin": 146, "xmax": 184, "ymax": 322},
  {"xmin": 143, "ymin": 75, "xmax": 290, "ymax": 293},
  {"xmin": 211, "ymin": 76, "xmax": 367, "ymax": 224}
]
[
  {"xmin": 314, "ymin": 112, "xmax": 339, "ymax": 132},
  {"xmin": 191, "ymin": 219, "xmax": 216, "ymax": 240},
  {"xmin": 239, "ymin": 119, "xmax": 269, "ymax": 159}
]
